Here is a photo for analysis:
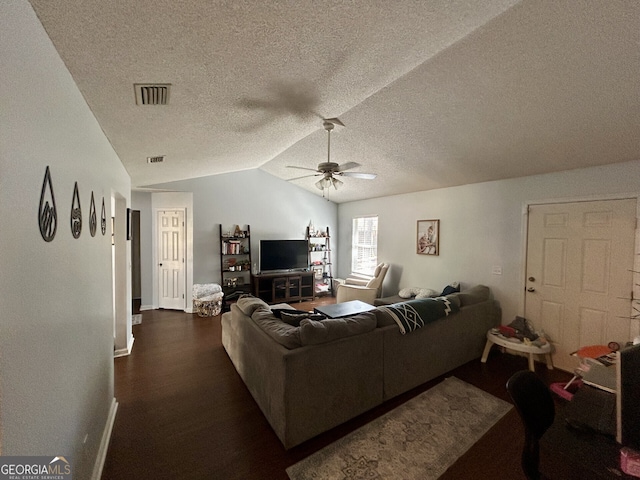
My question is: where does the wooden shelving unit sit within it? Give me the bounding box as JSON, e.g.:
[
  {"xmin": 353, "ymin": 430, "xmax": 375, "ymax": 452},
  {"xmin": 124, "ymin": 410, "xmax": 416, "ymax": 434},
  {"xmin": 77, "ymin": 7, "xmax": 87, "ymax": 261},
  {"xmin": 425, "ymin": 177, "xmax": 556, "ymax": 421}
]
[
  {"xmin": 307, "ymin": 225, "xmax": 333, "ymax": 297},
  {"xmin": 220, "ymin": 224, "xmax": 251, "ymax": 310}
]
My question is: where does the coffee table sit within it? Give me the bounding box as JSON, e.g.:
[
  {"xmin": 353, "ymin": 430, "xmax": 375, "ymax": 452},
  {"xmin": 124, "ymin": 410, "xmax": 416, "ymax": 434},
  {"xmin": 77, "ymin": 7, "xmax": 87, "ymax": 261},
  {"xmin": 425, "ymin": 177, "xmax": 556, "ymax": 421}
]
[{"xmin": 314, "ymin": 300, "xmax": 375, "ymax": 319}]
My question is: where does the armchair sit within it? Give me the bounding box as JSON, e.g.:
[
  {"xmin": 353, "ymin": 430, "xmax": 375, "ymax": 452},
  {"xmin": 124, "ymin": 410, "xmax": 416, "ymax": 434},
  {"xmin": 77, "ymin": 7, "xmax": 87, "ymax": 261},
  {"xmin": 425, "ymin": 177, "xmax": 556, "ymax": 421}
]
[{"xmin": 335, "ymin": 263, "xmax": 389, "ymax": 304}]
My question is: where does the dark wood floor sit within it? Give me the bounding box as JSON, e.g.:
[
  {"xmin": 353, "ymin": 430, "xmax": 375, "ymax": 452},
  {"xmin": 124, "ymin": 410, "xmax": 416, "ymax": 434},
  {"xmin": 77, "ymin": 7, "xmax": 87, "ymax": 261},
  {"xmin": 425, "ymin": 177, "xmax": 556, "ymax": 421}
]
[{"xmin": 101, "ymin": 298, "xmax": 572, "ymax": 480}]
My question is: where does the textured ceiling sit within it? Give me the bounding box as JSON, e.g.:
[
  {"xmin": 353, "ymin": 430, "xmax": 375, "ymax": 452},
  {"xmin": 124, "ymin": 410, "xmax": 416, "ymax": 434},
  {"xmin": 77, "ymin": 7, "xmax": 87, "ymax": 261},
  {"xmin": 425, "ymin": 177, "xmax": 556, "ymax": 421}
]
[{"xmin": 29, "ymin": 0, "xmax": 640, "ymax": 203}]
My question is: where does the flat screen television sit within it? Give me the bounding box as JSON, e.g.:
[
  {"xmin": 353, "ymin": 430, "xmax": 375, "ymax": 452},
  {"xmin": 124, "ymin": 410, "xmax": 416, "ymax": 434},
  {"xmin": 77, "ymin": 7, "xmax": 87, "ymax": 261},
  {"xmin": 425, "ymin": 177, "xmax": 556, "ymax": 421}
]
[{"xmin": 259, "ymin": 239, "xmax": 309, "ymax": 273}]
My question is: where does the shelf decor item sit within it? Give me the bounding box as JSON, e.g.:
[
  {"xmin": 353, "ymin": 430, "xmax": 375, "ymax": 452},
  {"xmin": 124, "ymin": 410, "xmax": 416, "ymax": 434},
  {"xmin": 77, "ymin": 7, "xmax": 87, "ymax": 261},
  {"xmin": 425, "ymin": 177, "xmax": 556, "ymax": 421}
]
[
  {"xmin": 101, "ymin": 197, "xmax": 106, "ymax": 235},
  {"xmin": 38, "ymin": 165, "xmax": 57, "ymax": 242},
  {"xmin": 417, "ymin": 219, "xmax": 439, "ymax": 255},
  {"xmin": 89, "ymin": 192, "xmax": 97, "ymax": 237},
  {"xmin": 70, "ymin": 181, "xmax": 82, "ymax": 239}
]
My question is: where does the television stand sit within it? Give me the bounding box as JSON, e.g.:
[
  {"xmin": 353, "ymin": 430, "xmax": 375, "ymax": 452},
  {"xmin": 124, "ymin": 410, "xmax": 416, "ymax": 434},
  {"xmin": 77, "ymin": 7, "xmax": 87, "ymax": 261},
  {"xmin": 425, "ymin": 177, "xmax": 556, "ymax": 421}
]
[{"xmin": 252, "ymin": 271, "xmax": 314, "ymax": 304}]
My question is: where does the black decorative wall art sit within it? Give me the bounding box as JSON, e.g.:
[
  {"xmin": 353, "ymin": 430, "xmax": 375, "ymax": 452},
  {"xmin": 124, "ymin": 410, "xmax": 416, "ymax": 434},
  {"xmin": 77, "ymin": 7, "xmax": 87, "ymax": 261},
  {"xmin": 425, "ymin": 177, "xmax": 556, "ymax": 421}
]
[
  {"xmin": 71, "ymin": 182, "xmax": 82, "ymax": 239},
  {"xmin": 89, "ymin": 192, "xmax": 97, "ymax": 237},
  {"xmin": 38, "ymin": 166, "xmax": 57, "ymax": 242},
  {"xmin": 101, "ymin": 197, "xmax": 106, "ymax": 235}
]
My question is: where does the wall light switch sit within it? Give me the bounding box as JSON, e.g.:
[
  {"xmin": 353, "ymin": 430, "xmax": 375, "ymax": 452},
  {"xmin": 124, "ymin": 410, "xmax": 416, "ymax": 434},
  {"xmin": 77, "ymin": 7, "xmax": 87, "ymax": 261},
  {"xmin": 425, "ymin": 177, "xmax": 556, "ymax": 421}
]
[{"xmin": 492, "ymin": 266, "xmax": 502, "ymax": 275}]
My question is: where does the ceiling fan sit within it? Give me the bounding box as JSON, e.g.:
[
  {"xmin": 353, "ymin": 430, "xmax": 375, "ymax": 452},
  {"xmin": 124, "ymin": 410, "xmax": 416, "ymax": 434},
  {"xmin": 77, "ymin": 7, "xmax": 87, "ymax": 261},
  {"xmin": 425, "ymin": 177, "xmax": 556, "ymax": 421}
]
[{"xmin": 287, "ymin": 118, "xmax": 377, "ymax": 191}]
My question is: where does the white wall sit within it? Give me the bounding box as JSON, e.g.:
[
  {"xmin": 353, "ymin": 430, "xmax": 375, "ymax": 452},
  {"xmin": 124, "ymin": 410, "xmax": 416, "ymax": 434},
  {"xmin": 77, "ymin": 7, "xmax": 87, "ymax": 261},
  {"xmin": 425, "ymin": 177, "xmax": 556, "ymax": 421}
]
[
  {"xmin": 144, "ymin": 169, "xmax": 337, "ymax": 306},
  {"xmin": 0, "ymin": 1, "xmax": 130, "ymax": 477},
  {"xmin": 338, "ymin": 161, "xmax": 640, "ymax": 324}
]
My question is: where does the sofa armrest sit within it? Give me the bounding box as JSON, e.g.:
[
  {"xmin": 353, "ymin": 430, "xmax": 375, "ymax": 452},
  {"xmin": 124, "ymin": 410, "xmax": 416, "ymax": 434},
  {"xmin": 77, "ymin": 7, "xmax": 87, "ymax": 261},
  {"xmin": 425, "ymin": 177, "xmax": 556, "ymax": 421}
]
[
  {"xmin": 336, "ymin": 284, "xmax": 377, "ymax": 304},
  {"xmin": 344, "ymin": 276, "xmax": 370, "ymax": 287}
]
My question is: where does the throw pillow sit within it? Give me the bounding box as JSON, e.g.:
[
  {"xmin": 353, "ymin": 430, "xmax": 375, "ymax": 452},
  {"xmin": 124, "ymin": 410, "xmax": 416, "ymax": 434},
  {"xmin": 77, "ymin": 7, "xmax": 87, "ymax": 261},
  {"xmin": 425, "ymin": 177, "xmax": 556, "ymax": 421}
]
[
  {"xmin": 398, "ymin": 287, "xmax": 417, "ymax": 298},
  {"xmin": 441, "ymin": 282, "xmax": 460, "ymax": 296},
  {"xmin": 415, "ymin": 288, "xmax": 438, "ymax": 299},
  {"xmin": 236, "ymin": 294, "xmax": 270, "ymax": 316},
  {"xmin": 398, "ymin": 287, "xmax": 438, "ymax": 299}
]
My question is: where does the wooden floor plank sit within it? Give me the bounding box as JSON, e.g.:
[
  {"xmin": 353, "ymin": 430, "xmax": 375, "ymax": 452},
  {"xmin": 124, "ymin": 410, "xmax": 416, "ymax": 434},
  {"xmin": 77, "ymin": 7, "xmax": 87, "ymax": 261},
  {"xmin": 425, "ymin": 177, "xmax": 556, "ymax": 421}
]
[{"xmin": 101, "ymin": 300, "xmax": 571, "ymax": 480}]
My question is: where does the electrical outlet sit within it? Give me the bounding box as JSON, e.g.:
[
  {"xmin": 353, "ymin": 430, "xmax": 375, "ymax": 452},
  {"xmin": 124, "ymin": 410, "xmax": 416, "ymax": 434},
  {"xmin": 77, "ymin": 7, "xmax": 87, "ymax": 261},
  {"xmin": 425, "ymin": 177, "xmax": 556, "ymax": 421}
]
[{"xmin": 492, "ymin": 266, "xmax": 502, "ymax": 275}]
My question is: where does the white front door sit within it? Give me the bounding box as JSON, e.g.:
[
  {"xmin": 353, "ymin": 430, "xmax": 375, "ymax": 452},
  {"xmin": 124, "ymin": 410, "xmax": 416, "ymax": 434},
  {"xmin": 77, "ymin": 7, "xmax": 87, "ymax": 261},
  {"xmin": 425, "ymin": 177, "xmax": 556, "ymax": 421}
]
[
  {"xmin": 525, "ymin": 199, "xmax": 636, "ymax": 372},
  {"xmin": 158, "ymin": 209, "xmax": 185, "ymax": 310}
]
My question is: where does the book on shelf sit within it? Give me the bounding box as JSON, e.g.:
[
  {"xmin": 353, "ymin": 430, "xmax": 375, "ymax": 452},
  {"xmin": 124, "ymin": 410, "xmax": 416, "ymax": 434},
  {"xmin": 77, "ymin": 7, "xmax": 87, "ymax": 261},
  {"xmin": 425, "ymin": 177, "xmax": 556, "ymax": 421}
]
[{"xmin": 222, "ymin": 240, "xmax": 247, "ymax": 255}]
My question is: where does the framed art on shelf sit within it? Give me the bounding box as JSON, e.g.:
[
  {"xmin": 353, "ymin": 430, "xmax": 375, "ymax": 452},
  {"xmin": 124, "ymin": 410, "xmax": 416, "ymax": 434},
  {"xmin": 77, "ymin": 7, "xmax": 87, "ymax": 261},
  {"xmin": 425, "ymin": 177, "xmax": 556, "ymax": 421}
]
[{"xmin": 417, "ymin": 219, "xmax": 439, "ymax": 255}]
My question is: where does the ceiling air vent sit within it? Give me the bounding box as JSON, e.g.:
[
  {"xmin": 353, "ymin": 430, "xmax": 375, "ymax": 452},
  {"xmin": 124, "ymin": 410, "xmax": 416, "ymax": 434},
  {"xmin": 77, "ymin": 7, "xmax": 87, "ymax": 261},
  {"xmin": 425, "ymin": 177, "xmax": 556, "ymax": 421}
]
[
  {"xmin": 135, "ymin": 84, "xmax": 171, "ymax": 105},
  {"xmin": 147, "ymin": 155, "xmax": 165, "ymax": 164}
]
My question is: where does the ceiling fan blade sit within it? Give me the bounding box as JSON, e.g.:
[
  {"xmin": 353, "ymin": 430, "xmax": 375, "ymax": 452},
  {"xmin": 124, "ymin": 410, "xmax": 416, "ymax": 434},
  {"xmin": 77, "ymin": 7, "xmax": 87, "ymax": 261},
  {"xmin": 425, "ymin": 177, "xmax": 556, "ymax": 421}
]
[
  {"xmin": 340, "ymin": 172, "xmax": 377, "ymax": 180},
  {"xmin": 288, "ymin": 174, "xmax": 319, "ymax": 181},
  {"xmin": 286, "ymin": 165, "xmax": 319, "ymax": 172},
  {"xmin": 336, "ymin": 162, "xmax": 360, "ymax": 172}
]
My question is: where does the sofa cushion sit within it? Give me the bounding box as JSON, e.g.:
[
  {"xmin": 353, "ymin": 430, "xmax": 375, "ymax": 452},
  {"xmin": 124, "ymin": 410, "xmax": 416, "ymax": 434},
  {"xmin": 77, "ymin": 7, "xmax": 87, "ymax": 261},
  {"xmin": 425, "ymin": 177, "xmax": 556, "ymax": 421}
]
[
  {"xmin": 374, "ymin": 308, "xmax": 396, "ymax": 327},
  {"xmin": 453, "ymin": 285, "xmax": 490, "ymax": 306},
  {"xmin": 251, "ymin": 309, "xmax": 302, "ymax": 349},
  {"xmin": 443, "ymin": 294, "xmax": 462, "ymax": 310},
  {"xmin": 299, "ymin": 312, "xmax": 377, "ymax": 345},
  {"xmin": 280, "ymin": 311, "xmax": 327, "ymax": 327},
  {"xmin": 236, "ymin": 295, "xmax": 270, "ymax": 315}
]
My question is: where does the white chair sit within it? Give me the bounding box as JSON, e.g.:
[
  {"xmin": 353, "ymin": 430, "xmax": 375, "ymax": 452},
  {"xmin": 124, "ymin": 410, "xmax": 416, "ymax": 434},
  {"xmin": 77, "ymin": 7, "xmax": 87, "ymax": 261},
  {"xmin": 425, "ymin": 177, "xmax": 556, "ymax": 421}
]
[{"xmin": 335, "ymin": 263, "xmax": 389, "ymax": 305}]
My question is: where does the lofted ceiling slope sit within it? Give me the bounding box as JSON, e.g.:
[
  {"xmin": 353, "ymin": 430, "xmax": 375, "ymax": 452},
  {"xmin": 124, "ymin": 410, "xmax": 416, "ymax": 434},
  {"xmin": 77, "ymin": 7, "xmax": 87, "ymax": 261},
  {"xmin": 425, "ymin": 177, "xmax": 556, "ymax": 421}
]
[{"xmin": 29, "ymin": 0, "xmax": 640, "ymax": 203}]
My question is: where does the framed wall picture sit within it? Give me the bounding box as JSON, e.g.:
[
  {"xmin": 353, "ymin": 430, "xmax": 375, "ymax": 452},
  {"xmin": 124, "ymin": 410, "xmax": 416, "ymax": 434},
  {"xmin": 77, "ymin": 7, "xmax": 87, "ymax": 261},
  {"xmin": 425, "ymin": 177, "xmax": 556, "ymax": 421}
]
[
  {"xmin": 313, "ymin": 266, "xmax": 324, "ymax": 280},
  {"xmin": 417, "ymin": 219, "xmax": 439, "ymax": 255}
]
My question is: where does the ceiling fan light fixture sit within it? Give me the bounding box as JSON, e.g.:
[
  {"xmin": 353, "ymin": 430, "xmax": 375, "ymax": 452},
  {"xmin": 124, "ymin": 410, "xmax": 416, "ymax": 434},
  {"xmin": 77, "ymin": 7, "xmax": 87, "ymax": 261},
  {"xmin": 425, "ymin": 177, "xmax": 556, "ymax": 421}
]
[
  {"xmin": 315, "ymin": 178, "xmax": 327, "ymax": 190},
  {"xmin": 332, "ymin": 177, "xmax": 343, "ymax": 189}
]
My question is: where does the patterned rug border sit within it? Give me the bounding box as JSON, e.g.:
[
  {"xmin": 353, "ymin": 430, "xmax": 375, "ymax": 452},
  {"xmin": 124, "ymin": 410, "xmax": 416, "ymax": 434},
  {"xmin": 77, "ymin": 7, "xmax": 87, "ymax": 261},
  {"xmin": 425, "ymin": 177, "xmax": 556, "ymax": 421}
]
[{"xmin": 286, "ymin": 376, "xmax": 512, "ymax": 480}]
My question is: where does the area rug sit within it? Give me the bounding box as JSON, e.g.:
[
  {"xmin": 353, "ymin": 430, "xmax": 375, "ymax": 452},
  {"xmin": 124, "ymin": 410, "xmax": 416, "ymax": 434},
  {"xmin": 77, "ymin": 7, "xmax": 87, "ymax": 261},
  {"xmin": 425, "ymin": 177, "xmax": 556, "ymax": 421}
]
[{"xmin": 286, "ymin": 376, "xmax": 512, "ymax": 480}]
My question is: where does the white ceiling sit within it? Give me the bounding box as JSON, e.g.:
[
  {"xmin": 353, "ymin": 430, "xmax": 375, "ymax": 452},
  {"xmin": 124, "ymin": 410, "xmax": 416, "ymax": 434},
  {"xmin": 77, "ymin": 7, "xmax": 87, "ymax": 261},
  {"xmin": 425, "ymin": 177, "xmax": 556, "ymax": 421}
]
[{"xmin": 29, "ymin": 0, "xmax": 640, "ymax": 203}]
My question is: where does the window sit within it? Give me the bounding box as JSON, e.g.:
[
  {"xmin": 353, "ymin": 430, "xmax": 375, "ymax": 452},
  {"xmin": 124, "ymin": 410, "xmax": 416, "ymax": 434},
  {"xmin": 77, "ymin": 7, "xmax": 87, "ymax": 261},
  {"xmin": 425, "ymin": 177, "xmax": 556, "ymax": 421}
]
[{"xmin": 351, "ymin": 215, "xmax": 378, "ymax": 276}]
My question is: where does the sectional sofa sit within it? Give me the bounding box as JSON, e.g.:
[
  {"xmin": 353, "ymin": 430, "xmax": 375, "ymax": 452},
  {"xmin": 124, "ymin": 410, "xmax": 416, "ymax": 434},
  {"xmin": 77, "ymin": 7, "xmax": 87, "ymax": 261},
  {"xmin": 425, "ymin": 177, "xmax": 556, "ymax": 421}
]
[{"xmin": 221, "ymin": 285, "xmax": 501, "ymax": 449}]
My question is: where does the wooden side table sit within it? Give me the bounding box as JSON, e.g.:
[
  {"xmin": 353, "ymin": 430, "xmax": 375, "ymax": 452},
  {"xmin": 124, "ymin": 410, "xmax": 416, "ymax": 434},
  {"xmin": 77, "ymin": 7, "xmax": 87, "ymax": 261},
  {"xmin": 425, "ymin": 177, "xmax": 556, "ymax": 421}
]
[{"xmin": 481, "ymin": 329, "xmax": 553, "ymax": 371}]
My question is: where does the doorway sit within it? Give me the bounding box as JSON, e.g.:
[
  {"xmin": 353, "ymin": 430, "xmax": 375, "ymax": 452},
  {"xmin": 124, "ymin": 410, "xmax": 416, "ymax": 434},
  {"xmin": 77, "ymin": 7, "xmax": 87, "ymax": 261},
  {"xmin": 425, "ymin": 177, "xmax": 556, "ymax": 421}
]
[
  {"xmin": 524, "ymin": 198, "xmax": 637, "ymax": 372},
  {"xmin": 157, "ymin": 209, "xmax": 186, "ymax": 310}
]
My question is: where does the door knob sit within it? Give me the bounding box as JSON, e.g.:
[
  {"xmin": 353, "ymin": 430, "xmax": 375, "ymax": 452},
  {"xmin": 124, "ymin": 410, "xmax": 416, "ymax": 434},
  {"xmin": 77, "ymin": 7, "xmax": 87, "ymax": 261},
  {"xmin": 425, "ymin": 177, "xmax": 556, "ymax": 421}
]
[
  {"xmin": 159, "ymin": 263, "xmax": 163, "ymax": 266},
  {"xmin": 527, "ymin": 287, "xmax": 535, "ymax": 292}
]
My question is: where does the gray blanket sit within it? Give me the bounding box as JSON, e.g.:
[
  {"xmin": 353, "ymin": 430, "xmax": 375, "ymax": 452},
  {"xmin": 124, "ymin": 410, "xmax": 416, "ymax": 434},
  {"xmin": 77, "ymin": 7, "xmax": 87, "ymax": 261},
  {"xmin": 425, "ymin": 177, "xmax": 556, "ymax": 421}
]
[{"xmin": 379, "ymin": 297, "xmax": 459, "ymax": 334}]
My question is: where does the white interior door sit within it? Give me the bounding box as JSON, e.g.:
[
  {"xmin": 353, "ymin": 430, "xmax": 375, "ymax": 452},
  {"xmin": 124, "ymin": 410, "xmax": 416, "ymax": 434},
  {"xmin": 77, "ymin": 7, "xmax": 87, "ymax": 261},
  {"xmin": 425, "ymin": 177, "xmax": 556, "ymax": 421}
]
[
  {"xmin": 525, "ymin": 199, "xmax": 636, "ymax": 372},
  {"xmin": 158, "ymin": 209, "xmax": 185, "ymax": 310}
]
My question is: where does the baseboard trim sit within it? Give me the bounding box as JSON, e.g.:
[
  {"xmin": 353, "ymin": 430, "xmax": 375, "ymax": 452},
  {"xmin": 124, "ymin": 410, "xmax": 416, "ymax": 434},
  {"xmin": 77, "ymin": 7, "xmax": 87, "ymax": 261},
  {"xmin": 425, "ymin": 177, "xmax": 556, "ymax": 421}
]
[
  {"xmin": 114, "ymin": 336, "xmax": 134, "ymax": 358},
  {"xmin": 139, "ymin": 305, "xmax": 154, "ymax": 311},
  {"xmin": 91, "ymin": 398, "xmax": 118, "ymax": 480}
]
